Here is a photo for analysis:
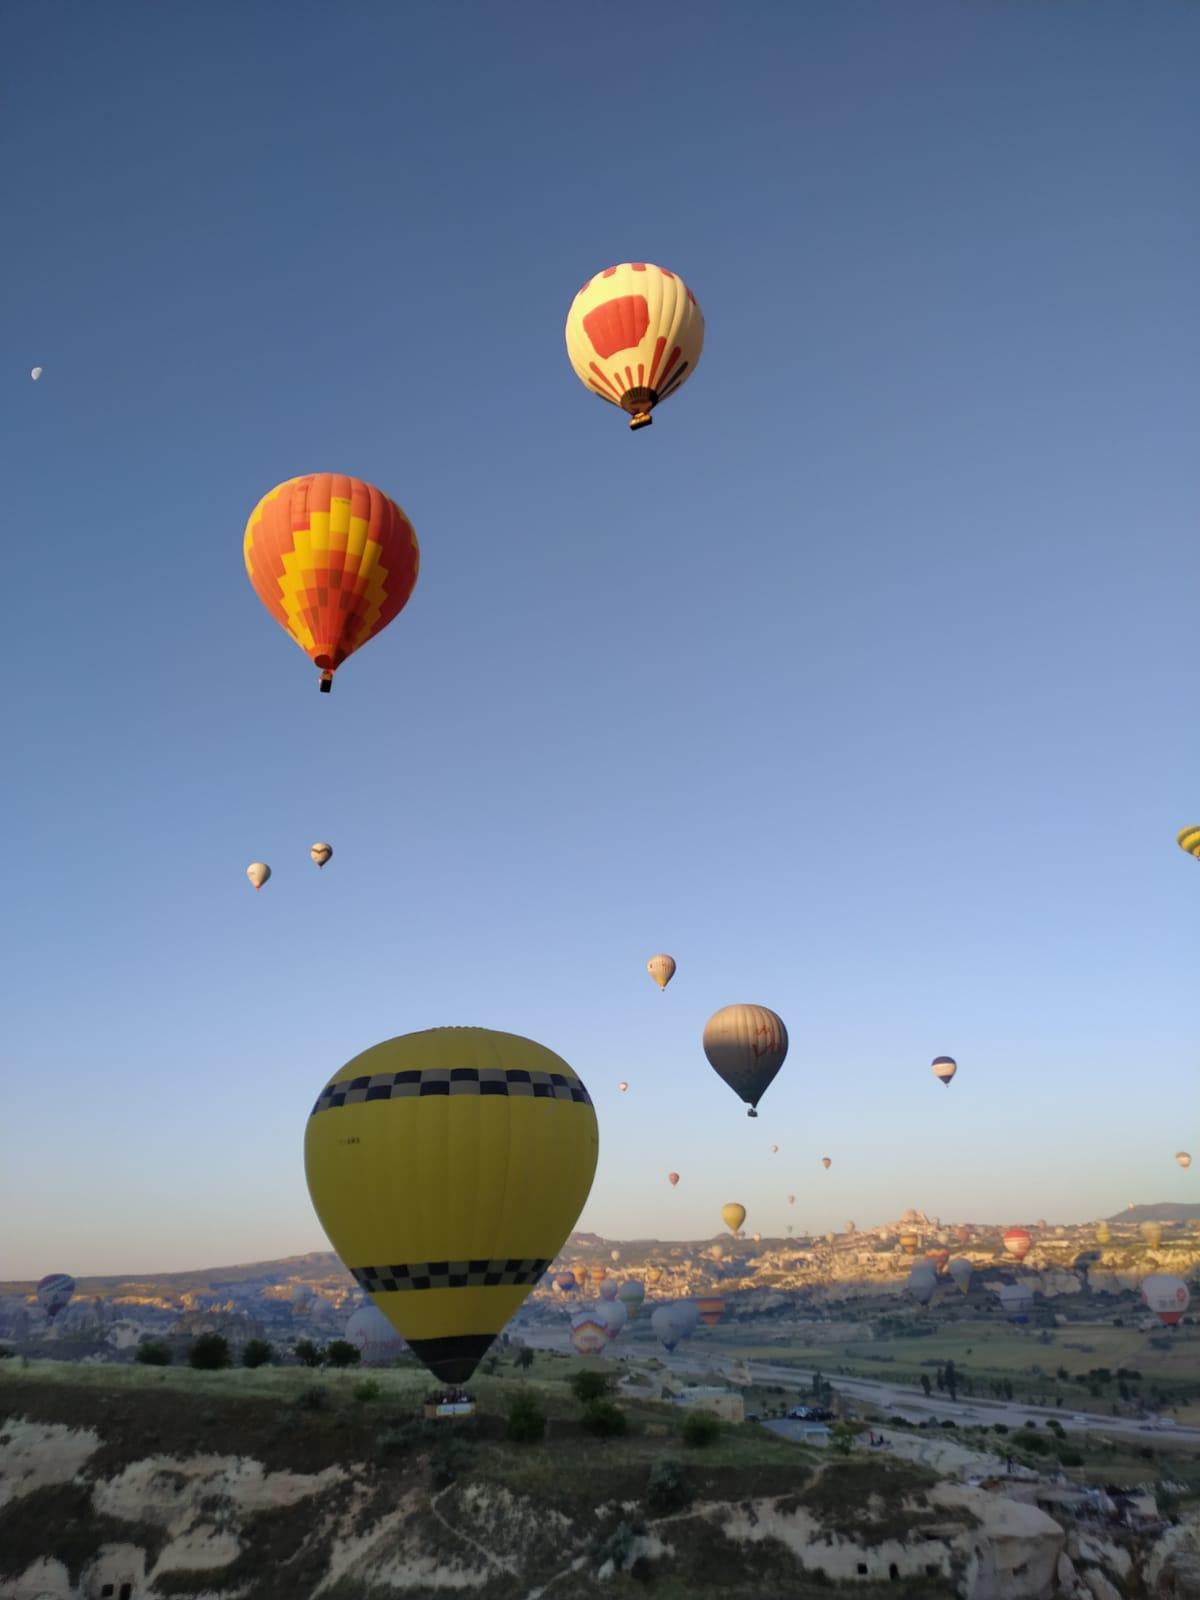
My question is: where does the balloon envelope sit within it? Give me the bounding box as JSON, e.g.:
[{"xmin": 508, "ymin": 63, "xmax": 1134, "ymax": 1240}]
[
  {"xmin": 647, "ymin": 954, "xmax": 676, "ymax": 990},
  {"xmin": 907, "ymin": 1264, "xmax": 938, "ymax": 1305},
  {"xmin": 668, "ymin": 1172, "xmax": 680, "ymax": 1187},
  {"xmin": 1003, "ymin": 1228, "xmax": 1032, "ymax": 1262},
  {"xmin": 30, "ymin": 367, "xmax": 42, "ymax": 381},
  {"xmin": 948, "ymin": 1258, "xmax": 973, "ymax": 1294},
  {"xmin": 617, "ymin": 1280, "xmax": 644, "ymax": 1317},
  {"xmin": 931, "ymin": 1056, "xmax": 957, "ymax": 1086},
  {"xmin": 651, "ymin": 1304, "xmax": 684, "ymax": 1352},
  {"xmin": 703, "ymin": 1005, "xmax": 788, "ymax": 1116},
  {"xmin": 345, "ymin": 1304, "xmax": 407, "ymax": 1366},
  {"xmin": 570, "ymin": 1307, "xmax": 610, "ymax": 1356},
  {"xmin": 1177, "ymin": 826, "xmax": 1200, "ymax": 861},
  {"xmin": 997, "ymin": 1282, "xmax": 1034, "ymax": 1322},
  {"xmin": 599, "ymin": 1279, "xmax": 618, "ymax": 1301},
  {"xmin": 1142, "ymin": 1274, "xmax": 1190, "ymax": 1325},
  {"xmin": 310, "ymin": 843, "xmax": 332, "ymax": 868},
  {"xmin": 565, "ymin": 263, "xmax": 704, "ymax": 430},
  {"xmin": 1140, "ymin": 1221, "xmax": 1164, "ymax": 1249},
  {"xmin": 821, "ymin": 1158, "xmax": 832, "ymax": 1170},
  {"xmin": 696, "ymin": 1295, "xmax": 726, "ymax": 1327},
  {"xmin": 1176, "ymin": 1152, "xmax": 1192, "ymax": 1169},
  {"xmin": 721, "ymin": 1203, "xmax": 746, "ymax": 1235},
  {"xmin": 246, "ymin": 862, "xmax": 271, "ymax": 890},
  {"xmin": 36, "ymin": 1274, "xmax": 75, "ymax": 1319},
  {"xmin": 244, "ymin": 474, "xmax": 419, "ymax": 691},
  {"xmin": 304, "ymin": 1026, "xmax": 598, "ymax": 1384}
]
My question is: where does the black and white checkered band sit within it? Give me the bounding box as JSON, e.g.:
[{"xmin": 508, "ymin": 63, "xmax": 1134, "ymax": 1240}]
[
  {"xmin": 352, "ymin": 1258, "xmax": 550, "ymax": 1293},
  {"xmin": 310, "ymin": 1066, "xmax": 593, "ymax": 1116}
]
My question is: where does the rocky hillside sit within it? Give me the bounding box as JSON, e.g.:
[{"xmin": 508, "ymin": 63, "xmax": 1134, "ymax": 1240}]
[{"xmin": 0, "ymin": 1362, "xmax": 1194, "ymax": 1599}]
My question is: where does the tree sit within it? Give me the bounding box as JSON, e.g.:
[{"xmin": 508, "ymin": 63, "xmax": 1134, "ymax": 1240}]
[
  {"xmin": 242, "ymin": 1339, "xmax": 274, "ymax": 1368},
  {"xmin": 189, "ymin": 1333, "xmax": 231, "ymax": 1371},
  {"xmin": 920, "ymin": 1374, "xmax": 932, "ymax": 1398},
  {"xmin": 136, "ymin": 1340, "xmax": 172, "ymax": 1366},
  {"xmin": 830, "ymin": 1420, "xmax": 865, "ymax": 1455},
  {"xmin": 580, "ymin": 1399, "xmax": 627, "ymax": 1437},
  {"xmin": 294, "ymin": 1339, "xmax": 324, "ymax": 1368},
  {"xmin": 944, "ymin": 1360, "xmax": 958, "ymax": 1401},
  {"xmin": 506, "ymin": 1388, "xmax": 546, "ymax": 1442},
  {"xmin": 514, "ymin": 1346, "xmax": 535, "ymax": 1372},
  {"xmin": 326, "ymin": 1340, "xmax": 362, "ymax": 1369},
  {"xmin": 681, "ymin": 1410, "xmax": 721, "ymax": 1447},
  {"xmin": 570, "ymin": 1370, "xmax": 611, "ymax": 1404}
]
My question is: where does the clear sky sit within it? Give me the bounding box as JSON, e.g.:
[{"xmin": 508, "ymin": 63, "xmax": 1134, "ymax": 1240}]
[{"xmin": 3, "ymin": 1, "xmax": 1198, "ymax": 1278}]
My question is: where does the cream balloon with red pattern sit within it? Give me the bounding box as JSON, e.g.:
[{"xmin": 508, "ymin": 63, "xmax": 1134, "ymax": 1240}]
[{"xmin": 565, "ymin": 263, "xmax": 704, "ymax": 431}]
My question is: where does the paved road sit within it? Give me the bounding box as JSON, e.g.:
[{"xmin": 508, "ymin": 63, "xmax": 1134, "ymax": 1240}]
[{"xmin": 523, "ymin": 1330, "xmax": 1200, "ymax": 1448}]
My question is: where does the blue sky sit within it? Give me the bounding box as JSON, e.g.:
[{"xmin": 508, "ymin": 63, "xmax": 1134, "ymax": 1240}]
[{"xmin": 3, "ymin": 1, "xmax": 1197, "ymax": 1277}]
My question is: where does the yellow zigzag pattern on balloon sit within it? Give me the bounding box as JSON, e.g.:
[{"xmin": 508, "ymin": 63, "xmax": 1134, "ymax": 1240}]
[{"xmin": 273, "ymin": 499, "xmax": 393, "ymax": 656}]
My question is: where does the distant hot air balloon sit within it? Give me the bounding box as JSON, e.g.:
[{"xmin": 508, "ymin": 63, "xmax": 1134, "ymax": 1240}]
[
  {"xmin": 1140, "ymin": 1221, "xmax": 1164, "ymax": 1249},
  {"xmin": 244, "ymin": 473, "xmax": 420, "ymax": 692},
  {"xmin": 565, "ymin": 263, "xmax": 704, "ymax": 431},
  {"xmin": 672, "ymin": 1300, "xmax": 700, "ymax": 1339},
  {"xmin": 770, "ymin": 1144, "xmax": 779, "ymax": 1154},
  {"xmin": 617, "ymin": 1280, "xmax": 644, "ymax": 1318},
  {"xmin": 948, "ymin": 1258, "xmax": 973, "ymax": 1295},
  {"xmin": 845, "ymin": 1221, "xmax": 856, "ymax": 1235},
  {"xmin": 925, "ymin": 1250, "xmax": 950, "ymax": 1275},
  {"xmin": 907, "ymin": 1264, "xmax": 938, "ymax": 1305},
  {"xmin": 1096, "ymin": 1222, "xmax": 1112, "ymax": 1245},
  {"xmin": 246, "ymin": 862, "xmax": 271, "ymax": 891},
  {"xmin": 1003, "ymin": 1228, "xmax": 1032, "ymax": 1262},
  {"xmin": 30, "ymin": 366, "xmax": 42, "ymax": 381},
  {"xmin": 1176, "ymin": 1152, "xmax": 1192, "ymax": 1170},
  {"xmin": 599, "ymin": 1278, "xmax": 619, "ymax": 1302},
  {"xmin": 668, "ymin": 1172, "xmax": 680, "ymax": 1188},
  {"xmin": 36, "ymin": 1274, "xmax": 75, "ymax": 1320},
  {"xmin": 787, "ymin": 1194, "xmax": 795, "ymax": 1205},
  {"xmin": 821, "ymin": 1158, "xmax": 832, "ymax": 1171},
  {"xmin": 899, "ymin": 1233, "xmax": 920, "ymax": 1256},
  {"xmin": 1177, "ymin": 826, "xmax": 1200, "ymax": 861},
  {"xmin": 931, "ymin": 1056, "xmax": 957, "ymax": 1087},
  {"xmin": 570, "ymin": 1307, "xmax": 610, "ymax": 1356},
  {"xmin": 554, "ymin": 1272, "xmax": 577, "ymax": 1294},
  {"xmin": 599, "ymin": 1299, "xmax": 628, "ymax": 1341},
  {"xmin": 651, "ymin": 1303, "xmax": 685, "ymax": 1352},
  {"xmin": 997, "ymin": 1282, "xmax": 1034, "ymax": 1324},
  {"xmin": 647, "ymin": 954, "xmax": 676, "ymax": 991},
  {"xmin": 611, "ymin": 1248, "xmax": 621, "ymax": 1262},
  {"xmin": 696, "ymin": 1295, "xmax": 726, "ymax": 1327},
  {"xmin": 618, "ymin": 1081, "xmax": 629, "ymax": 1093},
  {"xmin": 710, "ymin": 1243, "xmax": 725, "ymax": 1262},
  {"xmin": 786, "ymin": 1224, "xmax": 794, "ymax": 1236},
  {"xmin": 304, "ymin": 1026, "xmax": 598, "ymax": 1384},
  {"xmin": 645, "ymin": 1266, "xmax": 663, "ymax": 1284},
  {"xmin": 1142, "ymin": 1273, "xmax": 1190, "ymax": 1326},
  {"xmin": 590, "ymin": 1266, "xmax": 608, "ymax": 1285},
  {"xmin": 344, "ymin": 1304, "xmax": 407, "ymax": 1366},
  {"xmin": 703, "ymin": 1004, "xmax": 788, "ymax": 1117},
  {"xmin": 310, "ymin": 843, "xmax": 332, "ymax": 868},
  {"xmin": 721, "ymin": 1203, "xmax": 746, "ymax": 1235}
]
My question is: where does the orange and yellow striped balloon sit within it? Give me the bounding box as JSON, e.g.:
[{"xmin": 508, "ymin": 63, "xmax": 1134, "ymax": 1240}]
[
  {"xmin": 1177, "ymin": 826, "xmax": 1200, "ymax": 861},
  {"xmin": 244, "ymin": 474, "xmax": 420, "ymax": 691}
]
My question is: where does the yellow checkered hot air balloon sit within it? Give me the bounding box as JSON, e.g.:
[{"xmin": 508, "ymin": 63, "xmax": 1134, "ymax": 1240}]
[
  {"xmin": 1178, "ymin": 827, "xmax": 1200, "ymax": 861},
  {"xmin": 305, "ymin": 1028, "xmax": 598, "ymax": 1383},
  {"xmin": 565, "ymin": 263, "xmax": 704, "ymax": 430},
  {"xmin": 244, "ymin": 473, "xmax": 419, "ymax": 691}
]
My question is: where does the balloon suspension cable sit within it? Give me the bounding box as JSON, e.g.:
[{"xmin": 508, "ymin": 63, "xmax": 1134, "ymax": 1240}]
[{"xmin": 319, "ymin": 670, "xmax": 333, "ymax": 693}]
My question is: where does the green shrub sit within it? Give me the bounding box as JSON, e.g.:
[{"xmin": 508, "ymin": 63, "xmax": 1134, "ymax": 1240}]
[
  {"xmin": 570, "ymin": 1370, "xmax": 611, "ymax": 1404},
  {"xmin": 646, "ymin": 1456, "xmax": 691, "ymax": 1514},
  {"xmin": 296, "ymin": 1384, "xmax": 329, "ymax": 1411},
  {"xmin": 680, "ymin": 1409, "xmax": 721, "ymax": 1448},
  {"xmin": 506, "ymin": 1389, "xmax": 547, "ymax": 1443},
  {"xmin": 992, "ymin": 1423, "xmax": 1009, "ymax": 1435},
  {"xmin": 1059, "ymin": 1449, "xmax": 1084, "ymax": 1466},
  {"xmin": 353, "ymin": 1379, "xmax": 382, "ymax": 1404},
  {"xmin": 242, "ymin": 1339, "xmax": 274, "ymax": 1368},
  {"xmin": 431, "ymin": 1436, "xmax": 472, "ymax": 1489},
  {"xmin": 325, "ymin": 1339, "xmax": 361, "ymax": 1368},
  {"xmin": 581, "ymin": 1399, "xmax": 627, "ymax": 1437},
  {"xmin": 1014, "ymin": 1430, "xmax": 1049, "ymax": 1455},
  {"xmin": 136, "ymin": 1340, "xmax": 172, "ymax": 1366},
  {"xmin": 189, "ymin": 1333, "xmax": 231, "ymax": 1370}
]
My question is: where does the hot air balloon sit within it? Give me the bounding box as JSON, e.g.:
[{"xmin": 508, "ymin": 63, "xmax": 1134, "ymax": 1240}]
[
  {"xmin": 36, "ymin": 1274, "xmax": 75, "ymax": 1320},
  {"xmin": 645, "ymin": 1266, "xmax": 663, "ymax": 1285},
  {"xmin": 907, "ymin": 1264, "xmax": 938, "ymax": 1306},
  {"xmin": 304, "ymin": 1026, "xmax": 598, "ymax": 1384},
  {"xmin": 751, "ymin": 1232, "xmax": 762, "ymax": 1245},
  {"xmin": 1096, "ymin": 1222, "xmax": 1112, "ymax": 1246},
  {"xmin": 899, "ymin": 1233, "xmax": 920, "ymax": 1256},
  {"xmin": 570, "ymin": 1307, "xmax": 610, "ymax": 1356},
  {"xmin": 696, "ymin": 1296, "xmax": 726, "ymax": 1327},
  {"xmin": 821, "ymin": 1158, "xmax": 832, "ymax": 1171},
  {"xmin": 710, "ymin": 1243, "xmax": 725, "ymax": 1262},
  {"xmin": 770, "ymin": 1144, "xmax": 779, "ymax": 1154},
  {"xmin": 618, "ymin": 1082, "xmax": 629, "ymax": 1093},
  {"xmin": 244, "ymin": 473, "xmax": 420, "ymax": 692},
  {"xmin": 1142, "ymin": 1274, "xmax": 1190, "ymax": 1326},
  {"xmin": 310, "ymin": 843, "xmax": 333, "ymax": 868},
  {"xmin": 1177, "ymin": 826, "xmax": 1200, "ymax": 861},
  {"xmin": 845, "ymin": 1221, "xmax": 856, "ymax": 1235},
  {"xmin": 997, "ymin": 1282, "xmax": 1034, "ymax": 1324},
  {"xmin": 931, "ymin": 1056, "xmax": 957, "ymax": 1087},
  {"xmin": 590, "ymin": 1266, "xmax": 608, "ymax": 1285},
  {"xmin": 30, "ymin": 367, "xmax": 42, "ymax": 381},
  {"xmin": 1140, "ymin": 1221, "xmax": 1164, "ymax": 1249},
  {"xmin": 651, "ymin": 1304, "xmax": 685, "ymax": 1352},
  {"xmin": 647, "ymin": 954, "xmax": 676, "ymax": 991},
  {"xmin": 674, "ymin": 1300, "xmax": 700, "ymax": 1339},
  {"xmin": 703, "ymin": 1005, "xmax": 788, "ymax": 1118},
  {"xmin": 1177, "ymin": 1152, "xmax": 1192, "ymax": 1170},
  {"xmin": 246, "ymin": 862, "xmax": 271, "ymax": 891},
  {"xmin": 554, "ymin": 1272, "xmax": 577, "ymax": 1294},
  {"xmin": 948, "ymin": 1258, "xmax": 973, "ymax": 1295},
  {"xmin": 721, "ymin": 1203, "xmax": 746, "ymax": 1235},
  {"xmin": 617, "ymin": 1280, "xmax": 644, "ymax": 1318},
  {"xmin": 565, "ymin": 263, "xmax": 704, "ymax": 431},
  {"xmin": 611, "ymin": 1248, "xmax": 621, "ymax": 1262},
  {"xmin": 925, "ymin": 1250, "xmax": 950, "ymax": 1275},
  {"xmin": 1003, "ymin": 1228, "xmax": 1032, "ymax": 1262},
  {"xmin": 668, "ymin": 1172, "xmax": 680, "ymax": 1188},
  {"xmin": 599, "ymin": 1278, "xmax": 619, "ymax": 1302},
  {"xmin": 599, "ymin": 1299, "xmax": 628, "ymax": 1341},
  {"xmin": 787, "ymin": 1194, "xmax": 795, "ymax": 1205},
  {"xmin": 344, "ymin": 1303, "xmax": 407, "ymax": 1366}
]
